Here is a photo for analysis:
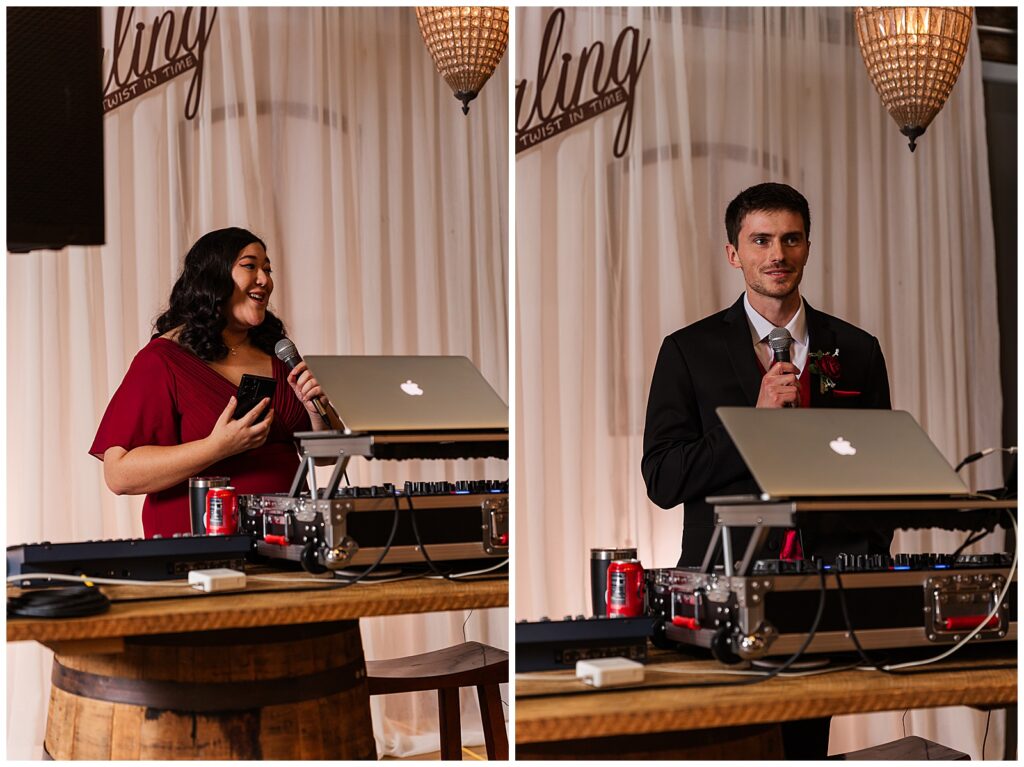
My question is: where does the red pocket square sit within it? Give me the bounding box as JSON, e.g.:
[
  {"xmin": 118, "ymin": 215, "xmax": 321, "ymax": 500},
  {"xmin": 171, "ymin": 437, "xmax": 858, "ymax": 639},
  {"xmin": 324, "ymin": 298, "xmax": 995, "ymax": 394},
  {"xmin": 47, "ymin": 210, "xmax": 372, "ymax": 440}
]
[{"xmin": 832, "ymin": 390, "xmax": 861, "ymax": 397}]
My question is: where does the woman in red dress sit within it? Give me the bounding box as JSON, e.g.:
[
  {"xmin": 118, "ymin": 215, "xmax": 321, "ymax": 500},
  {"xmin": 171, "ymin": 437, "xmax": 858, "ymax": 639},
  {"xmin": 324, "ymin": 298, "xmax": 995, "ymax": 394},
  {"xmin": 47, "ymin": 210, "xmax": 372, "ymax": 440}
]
[{"xmin": 91, "ymin": 228, "xmax": 339, "ymax": 537}]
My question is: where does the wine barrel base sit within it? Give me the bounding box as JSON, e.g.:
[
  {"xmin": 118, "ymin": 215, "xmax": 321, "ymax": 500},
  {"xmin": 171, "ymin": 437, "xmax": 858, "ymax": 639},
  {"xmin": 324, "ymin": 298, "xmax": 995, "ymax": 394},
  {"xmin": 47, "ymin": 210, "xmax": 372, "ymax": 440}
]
[{"xmin": 44, "ymin": 621, "xmax": 377, "ymax": 760}]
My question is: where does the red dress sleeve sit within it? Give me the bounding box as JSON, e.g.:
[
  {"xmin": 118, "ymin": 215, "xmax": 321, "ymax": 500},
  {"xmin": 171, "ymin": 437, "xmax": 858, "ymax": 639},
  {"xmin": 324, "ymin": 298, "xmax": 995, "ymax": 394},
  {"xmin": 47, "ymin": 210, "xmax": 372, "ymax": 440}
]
[{"xmin": 90, "ymin": 343, "xmax": 180, "ymax": 459}]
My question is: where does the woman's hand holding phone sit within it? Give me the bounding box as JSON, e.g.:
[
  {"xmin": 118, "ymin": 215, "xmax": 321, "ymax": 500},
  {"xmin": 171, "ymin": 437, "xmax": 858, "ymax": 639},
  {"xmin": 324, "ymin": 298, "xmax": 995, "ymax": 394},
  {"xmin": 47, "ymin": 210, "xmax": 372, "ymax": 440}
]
[{"xmin": 207, "ymin": 396, "xmax": 274, "ymax": 459}]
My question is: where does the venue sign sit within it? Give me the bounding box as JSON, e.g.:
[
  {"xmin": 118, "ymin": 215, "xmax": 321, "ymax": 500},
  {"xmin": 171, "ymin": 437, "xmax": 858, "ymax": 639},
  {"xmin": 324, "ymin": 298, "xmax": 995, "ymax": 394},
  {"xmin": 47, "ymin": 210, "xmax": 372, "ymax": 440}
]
[
  {"xmin": 102, "ymin": 7, "xmax": 217, "ymax": 119},
  {"xmin": 516, "ymin": 8, "xmax": 650, "ymax": 158}
]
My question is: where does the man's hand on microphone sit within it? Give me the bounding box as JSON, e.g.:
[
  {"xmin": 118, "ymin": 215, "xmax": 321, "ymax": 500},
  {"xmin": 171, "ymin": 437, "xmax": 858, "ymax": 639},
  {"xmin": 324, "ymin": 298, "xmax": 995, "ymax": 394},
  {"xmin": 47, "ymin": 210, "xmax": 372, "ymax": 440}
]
[
  {"xmin": 207, "ymin": 396, "xmax": 274, "ymax": 457},
  {"xmin": 286, "ymin": 361, "xmax": 328, "ymax": 417},
  {"xmin": 756, "ymin": 361, "xmax": 801, "ymax": 408}
]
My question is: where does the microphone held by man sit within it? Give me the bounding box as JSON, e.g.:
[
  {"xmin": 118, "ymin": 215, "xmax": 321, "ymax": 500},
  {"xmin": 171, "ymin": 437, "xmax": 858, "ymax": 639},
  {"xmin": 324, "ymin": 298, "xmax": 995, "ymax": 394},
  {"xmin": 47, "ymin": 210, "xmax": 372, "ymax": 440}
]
[{"xmin": 765, "ymin": 327, "xmax": 797, "ymax": 408}]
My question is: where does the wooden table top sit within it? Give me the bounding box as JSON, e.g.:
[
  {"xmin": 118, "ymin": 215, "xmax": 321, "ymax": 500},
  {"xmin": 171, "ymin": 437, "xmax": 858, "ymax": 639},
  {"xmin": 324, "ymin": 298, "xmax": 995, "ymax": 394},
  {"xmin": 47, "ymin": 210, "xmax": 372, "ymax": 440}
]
[
  {"xmin": 515, "ymin": 645, "xmax": 1017, "ymax": 744},
  {"xmin": 8, "ymin": 573, "xmax": 508, "ymax": 643}
]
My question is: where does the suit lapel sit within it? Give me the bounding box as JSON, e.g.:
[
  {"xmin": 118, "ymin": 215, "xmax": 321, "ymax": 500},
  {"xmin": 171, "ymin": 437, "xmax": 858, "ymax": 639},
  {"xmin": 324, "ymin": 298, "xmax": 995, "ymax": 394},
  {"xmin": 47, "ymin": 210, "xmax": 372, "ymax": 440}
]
[
  {"xmin": 805, "ymin": 300, "xmax": 838, "ymax": 408},
  {"xmin": 723, "ymin": 295, "xmax": 761, "ymax": 406}
]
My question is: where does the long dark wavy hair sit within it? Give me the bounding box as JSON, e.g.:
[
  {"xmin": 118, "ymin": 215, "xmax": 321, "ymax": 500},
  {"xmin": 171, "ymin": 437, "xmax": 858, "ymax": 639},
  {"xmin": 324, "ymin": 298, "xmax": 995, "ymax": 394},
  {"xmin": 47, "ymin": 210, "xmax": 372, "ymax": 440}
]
[{"xmin": 153, "ymin": 227, "xmax": 286, "ymax": 361}]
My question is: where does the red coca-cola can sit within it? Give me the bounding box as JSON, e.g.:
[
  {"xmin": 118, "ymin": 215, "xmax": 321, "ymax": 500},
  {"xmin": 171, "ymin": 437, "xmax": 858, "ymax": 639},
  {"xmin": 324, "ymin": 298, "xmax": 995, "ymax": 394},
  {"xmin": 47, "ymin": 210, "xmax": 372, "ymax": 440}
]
[
  {"xmin": 205, "ymin": 487, "xmax": 238, "ymax": 535},
  {"xmin": 606, "ymin": 559, "xmax": 645, "ymax": 617}
]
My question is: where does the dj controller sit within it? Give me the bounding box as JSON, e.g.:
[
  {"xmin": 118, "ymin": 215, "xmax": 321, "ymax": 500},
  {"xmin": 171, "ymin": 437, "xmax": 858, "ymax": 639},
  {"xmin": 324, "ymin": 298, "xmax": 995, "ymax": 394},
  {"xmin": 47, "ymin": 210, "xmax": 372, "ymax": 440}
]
[
  {"xmin": 7, "ymin": 480, "xmax": 509, "ymax": 585},
  {"xmin": 646, "ymin": 556, "xmax": 1016, "ymax": 663},
  {"xmin": 241, "ymin": 480, "xmax": 509, "ymax": 572}
]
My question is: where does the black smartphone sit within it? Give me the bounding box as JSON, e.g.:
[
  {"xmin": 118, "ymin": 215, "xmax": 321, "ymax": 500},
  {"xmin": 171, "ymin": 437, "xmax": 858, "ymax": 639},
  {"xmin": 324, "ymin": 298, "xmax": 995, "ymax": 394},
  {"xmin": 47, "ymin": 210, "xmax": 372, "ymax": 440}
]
[{"xmin": 234, "ymin": 374, "xmax": 276, "ymax": 421}]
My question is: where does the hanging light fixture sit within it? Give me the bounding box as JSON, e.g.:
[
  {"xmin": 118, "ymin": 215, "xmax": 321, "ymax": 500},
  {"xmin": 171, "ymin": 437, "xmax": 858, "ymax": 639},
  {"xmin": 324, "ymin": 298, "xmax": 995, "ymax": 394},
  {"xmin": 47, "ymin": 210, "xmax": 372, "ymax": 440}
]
[
  {"xmin": 854, "ymin": 7, "xmax": 973, "ymax": 152},
  {"xmin": 415, "ymin": 6, "xmax": 509, "ymax": 115}
]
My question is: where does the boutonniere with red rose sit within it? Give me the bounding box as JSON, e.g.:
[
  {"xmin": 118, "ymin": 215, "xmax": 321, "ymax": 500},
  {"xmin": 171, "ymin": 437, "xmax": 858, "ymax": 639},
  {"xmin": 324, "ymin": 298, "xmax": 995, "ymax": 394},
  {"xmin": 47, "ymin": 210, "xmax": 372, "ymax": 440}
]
[{"xmin": 808, "ymin": 349, "xmax": 841, "ymax": 394}]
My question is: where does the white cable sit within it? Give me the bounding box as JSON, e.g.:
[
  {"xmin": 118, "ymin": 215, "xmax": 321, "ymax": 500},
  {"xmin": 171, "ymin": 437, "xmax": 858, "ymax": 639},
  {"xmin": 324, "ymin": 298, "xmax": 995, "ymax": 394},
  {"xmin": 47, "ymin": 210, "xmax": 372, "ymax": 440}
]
[
  {"xmin": 246, "ymin": 574, "xmax": 342, "ymax": 585},
  {"xmin": 426, "ymin": 559, "xmax": 509, "ymax": 579},
  {"xmin": 857, "ymin": 509, "xmax": 1017, "ymax": 672},
  {"xmin": 6, "ymin": 573, "xmax": 193, "ymax": 588},
  {"xmin": 514, "ymin": 663, "xmax": 860, "ymax": 684},
  {"xmin": 649, "ymin": 663, "xmax": 861, "ymax": 678}
]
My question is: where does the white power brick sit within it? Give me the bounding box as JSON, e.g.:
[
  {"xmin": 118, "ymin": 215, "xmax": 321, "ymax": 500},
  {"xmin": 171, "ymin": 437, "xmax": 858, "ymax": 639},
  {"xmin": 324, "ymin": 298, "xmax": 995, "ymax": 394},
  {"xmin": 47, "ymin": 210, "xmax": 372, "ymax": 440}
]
[
  {"xmin": 575, "ymin": 657, "xmax": 645, "ymax": 688},
  {"xmin": 188, "ymin": 568, "xmax": 247, "ymax": 593}
]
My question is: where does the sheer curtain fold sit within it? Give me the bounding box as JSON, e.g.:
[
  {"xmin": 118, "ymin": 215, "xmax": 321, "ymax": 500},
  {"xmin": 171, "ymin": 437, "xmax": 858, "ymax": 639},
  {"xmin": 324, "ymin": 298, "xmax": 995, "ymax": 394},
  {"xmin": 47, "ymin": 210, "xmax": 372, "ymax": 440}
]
[
  {"xmin": 7, "ymin": 7, "xmax": 507, "ymax": 759},
  {"xmin": 517, "ymin": 6, "xmax": 1002, "ymax": 759}
]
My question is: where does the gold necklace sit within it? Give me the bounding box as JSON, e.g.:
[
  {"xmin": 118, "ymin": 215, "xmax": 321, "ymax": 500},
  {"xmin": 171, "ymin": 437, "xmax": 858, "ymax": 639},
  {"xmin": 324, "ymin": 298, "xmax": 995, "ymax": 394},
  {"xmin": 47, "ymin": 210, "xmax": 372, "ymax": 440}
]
[{"xmin": 227, "ymin": 338, "xmax": 248, "ymax": 356}]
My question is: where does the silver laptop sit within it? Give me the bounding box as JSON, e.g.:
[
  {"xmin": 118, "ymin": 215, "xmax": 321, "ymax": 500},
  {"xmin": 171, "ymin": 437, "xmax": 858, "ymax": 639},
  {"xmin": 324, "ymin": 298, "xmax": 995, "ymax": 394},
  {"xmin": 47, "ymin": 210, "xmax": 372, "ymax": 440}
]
[
  {"xmin": 716, "ymin": 407, "xmax": 968, "ymax": 499},
  {"xmin": 304, "ymin": 355, "xmax": 508, "ymax": 433}
]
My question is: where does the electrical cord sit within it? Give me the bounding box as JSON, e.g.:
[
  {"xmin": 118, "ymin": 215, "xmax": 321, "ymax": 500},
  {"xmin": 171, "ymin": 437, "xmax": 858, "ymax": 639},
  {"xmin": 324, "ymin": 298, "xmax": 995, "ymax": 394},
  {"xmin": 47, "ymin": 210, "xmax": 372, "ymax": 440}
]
[
  {"xmin": 951, "ymin": 530, "xmax": 990, "ymax": 558},
  {"xmin": 323, "ymin": 500, "xmax": 402, "ymax": 588},
  {"xmin": 853, "ymin": 508, "xmax": 1017, "ymax": 673},
  {"xmin": 8, "ymin": 584, "xmax": 110, "ymax": 618},
  {"xmin": 404, "ymin": 492, "xmax": 455, "ymax": 579},
  {"xmin": 982, "ymin": 709, "xmax": 992, "ymax": 759},
  {"xmin": 7, "ymin": 573, "xmax": 195, "ymax": 588},
  {"xmin": 832, "ymin": 569, "xmax": 898, "ymax": 674},
  {"xmin": 426, "ymin": 559, "xmax": 508, "ymax": 579},
  {"xmin": 515, "ymin": 662, "xmax": 860, "ymax": 684},
  {"xmin": 955, "ymin": 446, "xmax": 1017, "ymax": 474}
]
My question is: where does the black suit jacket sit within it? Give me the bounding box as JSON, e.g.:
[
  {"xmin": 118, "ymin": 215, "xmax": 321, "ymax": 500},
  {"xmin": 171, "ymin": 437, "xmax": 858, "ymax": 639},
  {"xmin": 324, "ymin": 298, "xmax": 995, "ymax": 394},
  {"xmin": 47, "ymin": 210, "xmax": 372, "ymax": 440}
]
[{"xmin": 641, "ymin": 294, "xmax": 893, "ymax": 567}]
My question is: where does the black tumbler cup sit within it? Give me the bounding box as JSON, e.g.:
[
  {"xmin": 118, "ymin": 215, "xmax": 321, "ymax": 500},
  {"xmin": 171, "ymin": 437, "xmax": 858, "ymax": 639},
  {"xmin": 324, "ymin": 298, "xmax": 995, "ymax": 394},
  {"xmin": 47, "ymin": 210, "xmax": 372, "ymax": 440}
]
[
  {"xmin": 590, "ymin": 547, "xmax": 637, "ymax": 616},
  {"xmin": 188, "ymin": 476, "xmax": 230, "ymax": 535}
]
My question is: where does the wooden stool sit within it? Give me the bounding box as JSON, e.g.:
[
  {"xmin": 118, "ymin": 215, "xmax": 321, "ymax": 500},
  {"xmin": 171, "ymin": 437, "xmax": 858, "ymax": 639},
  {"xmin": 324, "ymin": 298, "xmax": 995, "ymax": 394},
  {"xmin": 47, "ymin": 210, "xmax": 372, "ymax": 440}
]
[
  {"xmin": 833, "ymin": 735, "xmax": 970, "ymax": 760},
  {"xmin": 366, "ymin": 641, "xmax": 508, "ymax": 760}
]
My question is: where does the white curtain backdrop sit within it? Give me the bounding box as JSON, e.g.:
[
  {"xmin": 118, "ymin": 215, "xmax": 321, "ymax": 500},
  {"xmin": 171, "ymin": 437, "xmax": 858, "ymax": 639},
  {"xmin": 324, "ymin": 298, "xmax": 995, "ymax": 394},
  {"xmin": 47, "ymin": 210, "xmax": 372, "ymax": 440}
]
[
  {"xmin": 516, "ymin": 6, "xmax": 1005, "ymax": 759},
  {"xmin": 7, "ymin": 7, "xmax": 508, "ymax": 759}
]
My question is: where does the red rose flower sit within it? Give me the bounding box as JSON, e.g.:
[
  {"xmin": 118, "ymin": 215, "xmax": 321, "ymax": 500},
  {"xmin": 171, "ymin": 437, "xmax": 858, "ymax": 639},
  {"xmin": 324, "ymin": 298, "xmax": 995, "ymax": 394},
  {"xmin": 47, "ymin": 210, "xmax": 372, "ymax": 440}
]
[{"xmin": 819, "ymin": 354, "xmax": 841, "ymax": 381}]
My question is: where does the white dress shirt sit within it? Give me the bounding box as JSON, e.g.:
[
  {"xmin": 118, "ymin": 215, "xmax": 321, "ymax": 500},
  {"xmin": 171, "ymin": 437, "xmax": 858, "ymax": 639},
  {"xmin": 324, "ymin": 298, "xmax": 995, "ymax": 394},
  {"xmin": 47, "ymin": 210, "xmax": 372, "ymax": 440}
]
[{"xmin": 743, "ymin": 293, "xmax": 809, "ymax": 374}]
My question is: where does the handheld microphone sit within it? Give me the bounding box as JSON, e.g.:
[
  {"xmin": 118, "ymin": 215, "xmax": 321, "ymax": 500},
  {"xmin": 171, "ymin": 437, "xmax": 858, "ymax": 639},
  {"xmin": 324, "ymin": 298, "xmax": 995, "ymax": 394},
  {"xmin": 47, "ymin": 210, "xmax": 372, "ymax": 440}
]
[
  {"xmin": 274, "ymin": 338, "xmax": 331, "ymax": 426},
  {"xmin": 766, "ymin": 327, "xmax": 796, "ymax": 408},
  {"xmin": 767, "ymin": 327, "xmax": 793, "ymax": 364}
]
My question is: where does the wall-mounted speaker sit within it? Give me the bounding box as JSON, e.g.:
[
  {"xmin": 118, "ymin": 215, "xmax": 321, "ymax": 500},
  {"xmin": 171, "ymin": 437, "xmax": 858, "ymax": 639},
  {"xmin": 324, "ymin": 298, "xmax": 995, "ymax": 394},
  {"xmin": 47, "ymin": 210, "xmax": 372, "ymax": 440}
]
[{"xmin": 7, "ymin": 8, "xmax": 105, "ymax": 252}]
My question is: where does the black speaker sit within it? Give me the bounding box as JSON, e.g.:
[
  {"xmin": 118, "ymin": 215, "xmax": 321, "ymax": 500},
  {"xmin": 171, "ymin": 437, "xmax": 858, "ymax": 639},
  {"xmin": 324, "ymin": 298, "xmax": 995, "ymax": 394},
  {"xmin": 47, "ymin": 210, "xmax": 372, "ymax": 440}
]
[{"xmin": 7, "ymin": 8, "xmax": 105, "ymax": 252}]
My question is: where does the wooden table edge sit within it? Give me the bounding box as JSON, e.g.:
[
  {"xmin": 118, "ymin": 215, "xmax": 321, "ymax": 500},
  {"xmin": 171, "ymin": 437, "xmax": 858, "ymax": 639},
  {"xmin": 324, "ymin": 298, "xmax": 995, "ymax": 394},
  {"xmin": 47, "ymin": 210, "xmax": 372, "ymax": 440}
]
[
  {"xmin": 7, "ymin": 583, "xmax": 508, "ymax": 643},
  {"xmin": 514, "ymin": 685, "xmax": 1018, "ymax": 744}
]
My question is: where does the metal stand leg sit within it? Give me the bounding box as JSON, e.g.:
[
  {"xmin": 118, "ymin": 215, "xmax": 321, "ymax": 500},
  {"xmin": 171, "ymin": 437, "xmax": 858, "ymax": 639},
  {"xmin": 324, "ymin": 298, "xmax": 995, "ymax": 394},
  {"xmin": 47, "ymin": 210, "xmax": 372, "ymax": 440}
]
[
  {"xmin": 737, "ymin": 527, "xmax": 771, "ymax": 577},
  {"xmin": 305, "ymin": 458, "xmax": 318, "ymax": 500},
  {"xmin": 699, "ymin": 528, "xmax": 723, "ymax": 574},
  {"xmin": 288, "ymin": 456, "xmax": 314, "ymax": 498},
  {"xmin": 323, "ymin": 455, "xmax": 351, "ymax": 499},
  {"xmin": 722, "ymin": 527, "xmax": 735, "ymax": 577}
]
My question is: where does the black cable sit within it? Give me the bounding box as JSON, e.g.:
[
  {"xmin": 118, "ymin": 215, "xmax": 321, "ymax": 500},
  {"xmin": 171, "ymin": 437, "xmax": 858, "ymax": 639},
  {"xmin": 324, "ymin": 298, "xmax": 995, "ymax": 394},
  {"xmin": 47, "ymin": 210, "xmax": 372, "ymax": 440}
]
[
  {"xmin": 902, "ymin": 709, "xmax": 909, "ymax": 738},
  {"xmin": 955, "ymin": 451, "xmax": 987, "ymax": 473},
  {"xmin": 951, "ymin": 529, "xmax": 990, "ymax": 559},
  {"xmin": 404, "ymin": 492, "xmax": 455, "ymax": 579},
  {"xmin": 8, "ymin": 584, "xmax": 110, "ymax": 618},
  {"xmin": 832, "ymin": 568, "xmax": 1018, "ymax": 677},
  {"xmin": 326, "ymin": 501, "xmax": 402, "ymax": 588},
  {"xmin": 524, "ymin": 658, "xmax": 1018, "ymax": 700},
  {"xmin": 832, "ymin": 570, "xmax": 899, "ymax": 674},
  {"xmin": 982, "ymin": 709, "xmax": 992, "ymax": 759}
]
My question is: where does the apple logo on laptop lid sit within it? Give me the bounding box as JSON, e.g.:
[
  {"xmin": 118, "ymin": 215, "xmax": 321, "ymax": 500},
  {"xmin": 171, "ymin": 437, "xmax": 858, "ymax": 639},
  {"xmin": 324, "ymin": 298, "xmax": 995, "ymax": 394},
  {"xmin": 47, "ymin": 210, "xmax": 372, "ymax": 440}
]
[
  {"xmin": 401, "ymin": 379, "xmax": 424, "ymax": 396},
  {"xmin": 829, "ymin": 436, "xmax": 857, "ymax": 456}
]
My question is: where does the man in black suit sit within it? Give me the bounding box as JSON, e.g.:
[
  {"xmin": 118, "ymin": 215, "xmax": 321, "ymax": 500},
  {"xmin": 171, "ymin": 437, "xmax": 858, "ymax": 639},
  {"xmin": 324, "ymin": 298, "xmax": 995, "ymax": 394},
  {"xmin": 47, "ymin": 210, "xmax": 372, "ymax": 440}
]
[{"xmin": 642, "ymin": 182, "xmax": 892, "ymax": 568}]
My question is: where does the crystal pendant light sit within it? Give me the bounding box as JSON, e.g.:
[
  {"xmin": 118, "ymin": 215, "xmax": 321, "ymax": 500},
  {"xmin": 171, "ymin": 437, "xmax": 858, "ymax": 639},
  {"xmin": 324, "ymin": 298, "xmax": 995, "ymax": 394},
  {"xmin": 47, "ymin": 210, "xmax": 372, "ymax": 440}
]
[
  {"xmin": 854, "ymin": 7, "xmax": 973, "ymax": 152},
  {"xmin": 415, "ymin": 6, "xmax": 509, "ymax": 115}
]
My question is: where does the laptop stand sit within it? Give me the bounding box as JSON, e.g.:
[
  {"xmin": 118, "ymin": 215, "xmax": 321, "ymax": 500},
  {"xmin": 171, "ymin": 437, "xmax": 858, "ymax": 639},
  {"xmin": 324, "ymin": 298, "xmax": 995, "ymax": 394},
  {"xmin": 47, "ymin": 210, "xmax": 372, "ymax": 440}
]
[
  {"xmin": 286, "ymin": 429, "xmax": 509, "ymax": 498},
  {"xmin": 700, "ymin": 496, "xmax": 1016, "ymax": 577}
]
